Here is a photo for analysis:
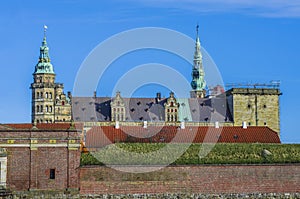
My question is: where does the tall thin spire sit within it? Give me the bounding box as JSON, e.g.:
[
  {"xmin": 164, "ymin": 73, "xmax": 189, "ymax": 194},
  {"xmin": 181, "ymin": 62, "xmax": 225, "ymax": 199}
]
[
  {"xmin": 34, "ymin": 25, "xmax": 55, "ymax": 74},
  {"xmin": 190, "ymin": 24, "xmax": 206, "ymax": 98}
]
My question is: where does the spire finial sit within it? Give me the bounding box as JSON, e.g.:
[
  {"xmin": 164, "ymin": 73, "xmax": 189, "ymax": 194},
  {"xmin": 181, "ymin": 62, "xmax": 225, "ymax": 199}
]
[
  {"xmin": 43, "ymin": 25, "xmax": 48, "ymax": 39},
  {"xmin": 196, "ymin": 23, "xmax": 199, "ymax": 37}
]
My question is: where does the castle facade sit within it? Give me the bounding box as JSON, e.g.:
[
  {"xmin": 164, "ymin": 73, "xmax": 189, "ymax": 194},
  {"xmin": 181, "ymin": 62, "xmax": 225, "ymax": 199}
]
[{"xmin": 30, "ymin": 27, "xmax": 281, "ymax": 134}]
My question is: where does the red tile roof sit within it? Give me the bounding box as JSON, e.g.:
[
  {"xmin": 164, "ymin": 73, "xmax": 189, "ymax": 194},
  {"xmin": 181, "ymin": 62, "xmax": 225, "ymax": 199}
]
[
  {"xmin": 2, "ymin": 123, "xmax": 83, "ymax": 130},
  {"xmin": 85, "ymin": 126, "xmax": 280, "ymax": 148}
]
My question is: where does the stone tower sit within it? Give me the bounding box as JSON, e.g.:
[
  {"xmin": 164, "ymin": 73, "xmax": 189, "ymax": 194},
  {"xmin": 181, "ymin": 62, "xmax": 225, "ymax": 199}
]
[
  {"xmin": 190, "ymin": 25, "xmax": 206, "ymax": 98},
  {"xmin": 226, "ymin": 88, "xmax": 281, "ymax": 134},
  {"xmin": 30, "ymin": 26, "xmax": 71, "ymax": 123}
]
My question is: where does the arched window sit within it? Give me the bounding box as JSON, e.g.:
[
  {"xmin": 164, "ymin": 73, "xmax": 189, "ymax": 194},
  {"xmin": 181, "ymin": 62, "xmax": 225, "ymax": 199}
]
[
  {"xmin": 49, "ymin": 106, "xmax": 52, "ymax": 113},
  {"xmin": 46, "ymin": 106, "xmax": 48, "ymax": 112},
  {"xmin": 37, "ymin": 92, "xmax": 40, "ymax": 99},
  {"xmin": 49, "ymin": 92, "xmax": 52, "ymax": 99},
  {"xmin": 45, "ymin": 92, "xmax": 48, "ymax": 99},
  {"xmin": 40, "ymin": 105, "xmax": 43, "ymax": 113},
  {"xmin": 37, "ymin": 105, "xmax": 39, "ymax": 113}
]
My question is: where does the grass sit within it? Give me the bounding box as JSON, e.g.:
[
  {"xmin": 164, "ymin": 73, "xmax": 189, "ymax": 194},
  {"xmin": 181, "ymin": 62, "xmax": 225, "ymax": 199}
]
[{"xmin": 80, "ymin": 143, "xmax": 300, "ymax": 166}]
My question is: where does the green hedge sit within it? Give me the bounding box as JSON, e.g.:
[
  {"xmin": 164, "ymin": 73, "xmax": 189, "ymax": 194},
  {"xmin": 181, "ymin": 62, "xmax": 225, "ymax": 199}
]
[{"xmin": 80, "ymin": 143, "xmax": 300, "ymax": 166}]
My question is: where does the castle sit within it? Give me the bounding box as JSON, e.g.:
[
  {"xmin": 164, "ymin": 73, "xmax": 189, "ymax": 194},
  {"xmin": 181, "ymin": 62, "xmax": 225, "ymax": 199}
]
[
  {"xmin": 0, "ymin": 26, "xmax": 287, "ymax": 195},
  {"xmin": 30, "ymin": 26, "xmax": 281, "ymax": 135}
]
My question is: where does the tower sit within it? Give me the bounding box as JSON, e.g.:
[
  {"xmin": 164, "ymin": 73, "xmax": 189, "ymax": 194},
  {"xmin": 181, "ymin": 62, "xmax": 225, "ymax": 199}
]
[
  {"xmin": 30, "ymin": 26, "xmax": 71, "ymax": 123},
  {"xmin": 190, "ymin": 24, "xmax": 206, "ymax": 98},
  {"xmin": 226, "ymin": 88, "xmax": 281, "ymax": 134}
]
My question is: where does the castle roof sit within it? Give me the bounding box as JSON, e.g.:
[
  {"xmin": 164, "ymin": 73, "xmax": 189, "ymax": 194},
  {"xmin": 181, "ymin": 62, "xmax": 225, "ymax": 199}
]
[{"xmin": 72, "ymin": 95, "xmax": 232, "ymax": 122}]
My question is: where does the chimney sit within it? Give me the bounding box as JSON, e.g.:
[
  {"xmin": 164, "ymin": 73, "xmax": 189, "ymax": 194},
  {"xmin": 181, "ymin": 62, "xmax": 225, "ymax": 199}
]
[
  {"xmin": 115, "ymin": 121, "xmax": 120, "ymax": 129},
  {"xmin": 93, "ymin": 91, "xmax": 97, "ymax": 98},
  {"xmin": 180, "ymin": 121, "xmax": 185, "ymax": 129},
  {"xmin": 215, "ymin": 121, "xmax": 219, "ymax": 128},
  {"xmin": 156, "ymin": 92, "xmax": 161, "ymax": 103},
  {"xmin": 143, "ymin": 121, "xmax": 147, "ymax": 128},
  {"xmin": 242, "ymin": 121, "xmax": 247, "ymax": 129}
]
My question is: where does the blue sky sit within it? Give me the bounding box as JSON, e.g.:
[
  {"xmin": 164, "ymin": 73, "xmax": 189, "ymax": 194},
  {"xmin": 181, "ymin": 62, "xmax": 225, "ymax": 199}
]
[{"xmin": 0, "ymin": 0, "xmax": 300, "ymax": 143}]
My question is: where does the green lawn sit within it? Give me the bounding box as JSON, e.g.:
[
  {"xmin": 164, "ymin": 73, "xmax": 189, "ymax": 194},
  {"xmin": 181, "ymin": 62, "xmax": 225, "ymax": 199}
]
[{"xmin": 80, "ymin": 143, "xmax": 300, "ymax": 165}]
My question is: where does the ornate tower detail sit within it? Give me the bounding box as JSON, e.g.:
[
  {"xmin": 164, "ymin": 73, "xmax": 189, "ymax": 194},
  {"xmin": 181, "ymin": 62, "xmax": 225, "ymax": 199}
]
[
  {"xmin": 190, "ymin": 24, "xmax": 206, "ymax": 98},
  {"xmin": 30, "ymin": 26, "xmax": 71, "ymax": 123},
  {"xmin": 164, "ymin": 92, "xmax": 179, "ymax": 122},
  {"xmin": 111, "ymin": 91, "xmax": 126, "ymax": 122}
]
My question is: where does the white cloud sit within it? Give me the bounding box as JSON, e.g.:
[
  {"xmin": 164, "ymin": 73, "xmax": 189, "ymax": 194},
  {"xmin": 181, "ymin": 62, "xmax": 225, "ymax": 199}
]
[{"xmin": 132, "ymin": 0, "xmax": 300, "ymax": 18}]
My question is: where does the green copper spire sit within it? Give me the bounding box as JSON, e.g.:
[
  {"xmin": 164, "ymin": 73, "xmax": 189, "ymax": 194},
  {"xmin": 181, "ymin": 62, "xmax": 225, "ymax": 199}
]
[
  {"xmin": 191, "ymin": 24, "xmax": 206, "ymax": 91},
  {"xmin": 34, "ymin": 25, "xmax": 55, "ymax": 74}
]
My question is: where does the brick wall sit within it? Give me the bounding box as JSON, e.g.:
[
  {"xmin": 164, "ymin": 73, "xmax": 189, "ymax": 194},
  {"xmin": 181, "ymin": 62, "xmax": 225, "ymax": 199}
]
[
  {"xmin": 0, "ymin": 127, "xmax": 81, "ymax": 191},
  {"xmin": 80, "ymin": 165, "xmax": 300, "ymax": 194}
]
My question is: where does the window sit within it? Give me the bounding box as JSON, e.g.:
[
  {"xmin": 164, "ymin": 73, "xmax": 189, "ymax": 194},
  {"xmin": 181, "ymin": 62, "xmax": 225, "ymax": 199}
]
[
  {"xmin": 49, "ymin": 92, "xmax": 52, "ymax": 99},
  {"xmin": 37, "ymin": 92, "xmax": 40, "ymax": 99},
  {"xmin": 49, "ymin": 106, "xmax": 52, "ymax": 113},
  {"xmin": 263, "ymin": 105, "xmax": 267, "ymax": 108},
  {"xmin": 40, "ymin": 105, "xmax": 43, "ymax": 113},
  {"xmin": 46, "ymin": 106, "xmax": 48, "ymax": 112},
  {"xmin": 62, "ymin": 101, "xmax": 65, "ymax": 106},
  {"xmin": 247, "ymin": 104, "xmax": 251, "ymax": 109},
  {"xmin": 45, "ymin": 92, "xmax": 48, "ymax": 99},
  {"xmin": 37, "ymin": 106, "xmax": 39, "ymax": 113},
  {"xmin": 50, "ymin": 169, "xmax": 55, "ymax": 179}
]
